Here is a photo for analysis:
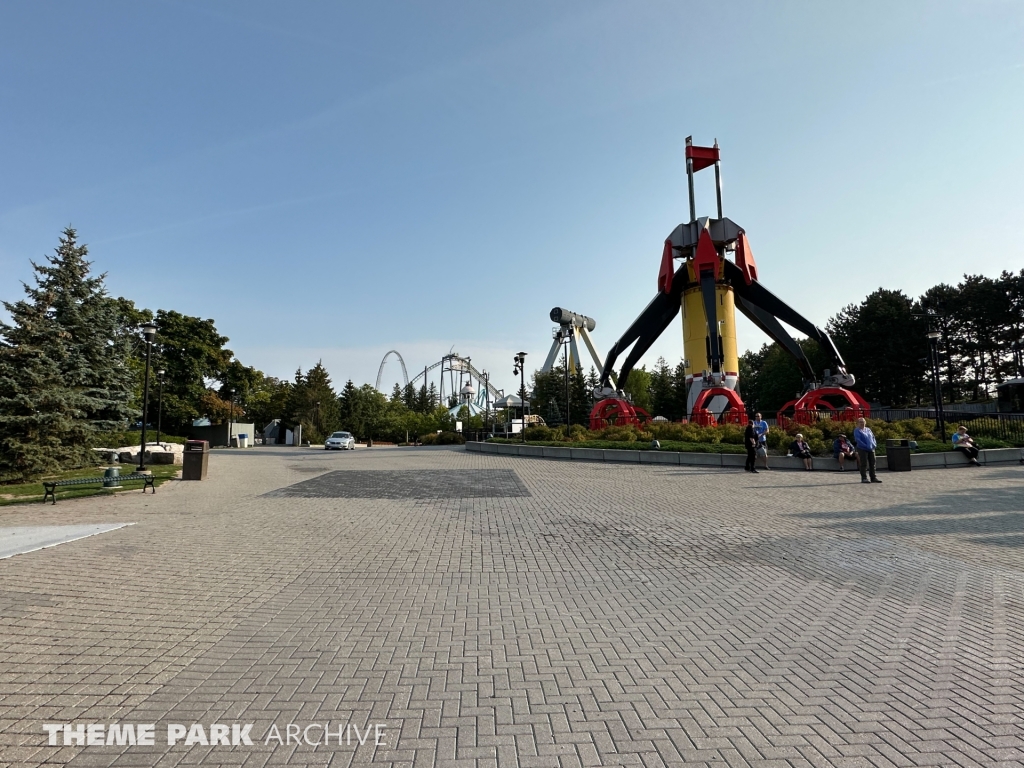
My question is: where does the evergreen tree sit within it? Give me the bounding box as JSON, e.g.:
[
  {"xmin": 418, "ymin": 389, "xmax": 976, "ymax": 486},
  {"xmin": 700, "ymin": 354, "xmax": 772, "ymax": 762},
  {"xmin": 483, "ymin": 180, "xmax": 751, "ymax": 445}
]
[
  {"xmin": 288, "ymin": 362, "xmax": 339, "ymax": 442},
  {"xmin": 670, "ymin": 361, "xmax": 688, "ymax": 421},
  {"xmin": 0, "ymin": 229, "xmax": 113, "ymax": 480},
  {"xmin": 403, "ymin": 382, "xmax": 418, "ymax": 411},
  {"xmin": 339, "ymin": 379, "xmax": 359, "ymax": 427},
  {"xmin": 828, "ymin": 289, "xmax": 927, "ymax": 406},
  {"xmin": 13, "ymin": 228, "xmax": 134, "ymax": 432},
  {"xmin": 649, "ymin": 357, "xmax": 674, "ymax": 419}
]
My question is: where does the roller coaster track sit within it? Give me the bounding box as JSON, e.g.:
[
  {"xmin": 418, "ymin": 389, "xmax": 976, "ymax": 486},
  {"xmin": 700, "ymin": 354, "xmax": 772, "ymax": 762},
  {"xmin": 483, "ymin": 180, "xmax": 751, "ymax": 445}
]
[
  {"xmin": 375, "ymin": 350, "xmax": 409, "ymax": 391},
  {"xmin": 408, "ymin": 354, "xmax": 504, "ymax": 400}
]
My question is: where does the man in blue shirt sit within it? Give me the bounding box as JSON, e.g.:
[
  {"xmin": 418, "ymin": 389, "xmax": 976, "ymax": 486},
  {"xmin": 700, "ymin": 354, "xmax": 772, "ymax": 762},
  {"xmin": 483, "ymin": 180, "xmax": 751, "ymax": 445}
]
[
  {"xmin": 853, "ymin": 417, "xmax": 881, "ymax": 484},
  {"xmin": 753, "ymin": 412, "xmax": 770, "ymax": 470}
]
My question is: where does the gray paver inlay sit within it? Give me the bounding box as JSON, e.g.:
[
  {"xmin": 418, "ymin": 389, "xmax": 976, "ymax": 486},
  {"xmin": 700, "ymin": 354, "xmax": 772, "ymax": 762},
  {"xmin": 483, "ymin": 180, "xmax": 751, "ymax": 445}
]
[
  {"xmin": 265, "ymin": 469, "xmax": 531, "ymax": 499},
  {"xmin": 0, "ymin": 446, "xmax": 1021, "ymax": 767}
]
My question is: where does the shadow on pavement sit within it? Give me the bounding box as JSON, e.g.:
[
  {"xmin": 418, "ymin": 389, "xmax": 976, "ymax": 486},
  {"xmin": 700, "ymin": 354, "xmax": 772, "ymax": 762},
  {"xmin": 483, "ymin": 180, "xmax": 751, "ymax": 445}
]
[{"xmin": 790, "ymin": 482, "xmax": 1024, "ymax": 549}]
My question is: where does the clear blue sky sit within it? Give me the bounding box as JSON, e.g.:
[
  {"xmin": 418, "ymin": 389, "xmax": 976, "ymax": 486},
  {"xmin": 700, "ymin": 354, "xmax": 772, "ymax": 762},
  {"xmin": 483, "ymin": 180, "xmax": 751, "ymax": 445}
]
[{"xmin": 2, "ymin": 1, "xmax": 1022, "ymax": 397}]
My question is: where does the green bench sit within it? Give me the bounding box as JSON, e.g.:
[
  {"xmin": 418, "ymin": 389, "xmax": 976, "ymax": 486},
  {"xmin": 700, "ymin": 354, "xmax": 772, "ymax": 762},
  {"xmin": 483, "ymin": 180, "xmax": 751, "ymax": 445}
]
[{"xmin": 42, "ymin": 473, "xmax": 156, "ymax": 504}]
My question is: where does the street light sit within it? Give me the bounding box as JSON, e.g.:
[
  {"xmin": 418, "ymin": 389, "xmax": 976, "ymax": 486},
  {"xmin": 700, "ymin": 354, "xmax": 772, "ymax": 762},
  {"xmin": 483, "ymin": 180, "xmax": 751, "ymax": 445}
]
[
  {"xmin": 513, "ymin": 352, "xmax": 527, "ymax": 443},
  {"xmin": 228, "ymin": 390, "xmax": 235, "ymax": 446},
  {"xmin": 553, "ymin": 327, "xmax": 571, "ymax": 438},
  {"xmin": 138, "ymin": 322, "xmax": 157, "ymax": 471},
  {"xmin": 156, "ymin": 369, "xmax": 166, "ymax": 446},
  {"xmin": 925, "ymin": 330, "xmax": 946, "ymax": 442},
  {"xmin": 481, "ymin": 370, "xmax": 491, "ymax": 437}
]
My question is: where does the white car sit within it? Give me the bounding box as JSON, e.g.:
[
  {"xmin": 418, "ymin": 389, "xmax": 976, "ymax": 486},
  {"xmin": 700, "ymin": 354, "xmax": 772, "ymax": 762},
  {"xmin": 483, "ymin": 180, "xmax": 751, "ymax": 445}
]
[{"xmin": 325, "ymin": 431, "xmax": 355, "ymax": 450}]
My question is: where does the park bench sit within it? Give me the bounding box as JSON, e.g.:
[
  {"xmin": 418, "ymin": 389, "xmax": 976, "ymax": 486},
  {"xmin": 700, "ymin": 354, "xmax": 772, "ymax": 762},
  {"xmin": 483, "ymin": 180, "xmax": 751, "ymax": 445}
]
[{"xmin": 42, "ymin": 473, "xmax": 155, "ymax": 504}]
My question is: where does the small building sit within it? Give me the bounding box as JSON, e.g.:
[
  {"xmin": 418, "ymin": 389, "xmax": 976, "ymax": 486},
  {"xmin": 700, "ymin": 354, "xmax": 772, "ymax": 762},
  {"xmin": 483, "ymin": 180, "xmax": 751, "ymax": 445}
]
[{"xmin": 996, "ymin": 378, "xmax": 1024, "ymax": 413}]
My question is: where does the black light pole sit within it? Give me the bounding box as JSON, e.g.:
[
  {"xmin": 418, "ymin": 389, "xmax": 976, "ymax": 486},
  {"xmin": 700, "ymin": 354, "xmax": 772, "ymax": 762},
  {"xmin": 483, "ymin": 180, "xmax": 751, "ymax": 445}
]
[
  {"xmin": 561, "ymin": 332, "xmax": 571, "ymax": 439},
  {"xmin": 156, "ymin": 369, "xmax": 166, "ymax": 446},
  {"xmin": 513, "ymin": 352, "xmax": 527, "ymax": 443},
  {"xmin": 481, "ymin": 370, "xmax": 490, "ymax": 437},
  {"xmin": 926, "ymin": 330, "xmax": 946, "ymax": 442},
  {"xmin": 138, "ymin": 323, "xmax": 157, "ymax": 472}
]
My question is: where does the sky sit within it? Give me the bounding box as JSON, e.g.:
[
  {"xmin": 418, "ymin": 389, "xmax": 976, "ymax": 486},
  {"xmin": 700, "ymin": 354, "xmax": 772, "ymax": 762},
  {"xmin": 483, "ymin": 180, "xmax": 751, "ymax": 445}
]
[{"xmin": 2, "ymin": 1, "xmax": 1022, "ymax": 398}]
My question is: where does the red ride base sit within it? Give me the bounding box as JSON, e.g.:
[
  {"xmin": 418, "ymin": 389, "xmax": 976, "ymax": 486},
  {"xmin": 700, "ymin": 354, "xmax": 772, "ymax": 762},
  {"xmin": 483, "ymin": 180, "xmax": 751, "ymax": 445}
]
[
  {"xmin": 777, "ymin": 387, "xmax": 870, "ymax": 427},
  {"xmin": 589, "ymin": 398, "xmax": 651, "ymax": 430},
  {"xmin": 690, "ymin": 387, "xmax": 749, "ymax": 426}
]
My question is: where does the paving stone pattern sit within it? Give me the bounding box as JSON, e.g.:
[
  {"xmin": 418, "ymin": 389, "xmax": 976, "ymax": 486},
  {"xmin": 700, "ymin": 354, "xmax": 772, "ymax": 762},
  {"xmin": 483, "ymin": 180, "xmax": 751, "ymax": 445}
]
[
  {"xmin": 0, "ymin": 446, "xmax": 1022, "ymax": 767},
  {"xmin": 265, "ymin": 469, "xmax": 531, "ymax": 499}
]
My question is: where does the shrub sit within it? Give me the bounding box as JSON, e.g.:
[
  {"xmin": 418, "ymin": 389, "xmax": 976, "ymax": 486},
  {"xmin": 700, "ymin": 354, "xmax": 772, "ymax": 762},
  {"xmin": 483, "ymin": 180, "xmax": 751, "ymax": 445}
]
[
  {"xmin": 524, "ymin": 425, "xmax": 553, "ymax": 441},
  {"xmin": 596, "ymin": 425, "xmax": 641, "ymax": 442},
  {"xmin": 435, "ymin": 431, "xmax": 465, "ymax": 445},
  {"xmin": 567, "ymin": 424, "xmax": 590, "ymax": 442}
]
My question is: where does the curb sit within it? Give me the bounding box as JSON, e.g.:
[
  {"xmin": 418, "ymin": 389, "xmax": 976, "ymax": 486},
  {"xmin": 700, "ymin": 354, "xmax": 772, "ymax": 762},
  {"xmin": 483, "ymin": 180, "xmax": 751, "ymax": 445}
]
[{"xmin": 466, "ymin": 442, "xmax": 1024, "ymax": 471}]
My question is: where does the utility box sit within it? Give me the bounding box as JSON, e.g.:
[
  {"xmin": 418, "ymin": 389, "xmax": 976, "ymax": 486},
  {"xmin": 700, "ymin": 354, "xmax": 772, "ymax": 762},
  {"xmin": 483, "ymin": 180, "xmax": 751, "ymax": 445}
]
[
  {"xmin": 183, "ymin": 440, "xmax": 209, "ymax": 480},
  {"xmin": 886, "ymin": 439, "xmax": 912, "ymax": 472}
]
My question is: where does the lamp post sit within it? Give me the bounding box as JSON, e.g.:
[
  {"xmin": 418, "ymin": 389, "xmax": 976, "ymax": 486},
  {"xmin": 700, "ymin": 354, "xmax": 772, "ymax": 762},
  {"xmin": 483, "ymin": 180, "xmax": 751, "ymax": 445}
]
[
  {"xmin": 513, "ymin": 352, "xmax": 527, "ymax": 443},
  {"xmin": 926, "ymin": 330, "xmax": 947, "ymax": 442},
  {"xmin": 138, "ymin": 323, "xmax": 157, "ymax": 471},
  {"xmin": 156, "ymin": 369, "xmax": 166, "ymax": 446},
  {"xmin": 228, "ymin": 390, "xmax": 235, "ymax": 446},
  {"xmin": 481, "ymin": 370, "xmax": 490, "ymax": 437},
  {"xmin": 554, "ymin": 328, "xmax": 571, "ymax": 438}
]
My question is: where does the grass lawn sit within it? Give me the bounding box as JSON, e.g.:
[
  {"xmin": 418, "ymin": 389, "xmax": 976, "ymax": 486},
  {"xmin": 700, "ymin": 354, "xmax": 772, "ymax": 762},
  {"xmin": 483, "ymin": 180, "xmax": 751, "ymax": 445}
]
[{"xmin": 0, "ymin": 464, "xmax": 180, "ymax": 506}]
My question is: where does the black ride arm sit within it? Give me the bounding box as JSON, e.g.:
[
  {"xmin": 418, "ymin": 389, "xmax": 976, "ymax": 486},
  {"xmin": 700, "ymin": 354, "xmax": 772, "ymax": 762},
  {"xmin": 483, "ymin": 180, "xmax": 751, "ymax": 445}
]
[
  {"xmin": 723, "ymin": 259, "xmax": 849, "ymax": 377},
  {"xmin": 735, "ymin": 296, "xmax": 817, "ymax": 382},
  {"xmin": 699, "ymin": 272, "xmax": 722, "ymax": 373},
  {"xmin": 600, "ymin": 264, "xmax": 690, "ymax": 389}
]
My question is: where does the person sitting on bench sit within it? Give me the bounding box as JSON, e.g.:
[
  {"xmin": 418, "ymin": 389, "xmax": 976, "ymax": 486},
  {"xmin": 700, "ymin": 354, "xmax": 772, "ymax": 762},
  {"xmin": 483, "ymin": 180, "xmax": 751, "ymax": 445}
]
[
  {"xmin": 789, "ymin": 434, "xmax": 813, "ymax": 471},
  {"xmin": 832, "ymin": 433, "xmax": 859, "ymax": 471},
  {"xmin": 952, "ymin": 425, "xmax": 981, "ymax": 466}
]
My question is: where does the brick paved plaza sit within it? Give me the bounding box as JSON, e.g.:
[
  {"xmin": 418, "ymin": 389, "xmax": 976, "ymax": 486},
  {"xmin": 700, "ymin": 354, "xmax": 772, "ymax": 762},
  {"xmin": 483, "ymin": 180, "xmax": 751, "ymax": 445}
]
[{"xmin": 1, "ymin": 446, "xmax": 1022, "ymax": 767}]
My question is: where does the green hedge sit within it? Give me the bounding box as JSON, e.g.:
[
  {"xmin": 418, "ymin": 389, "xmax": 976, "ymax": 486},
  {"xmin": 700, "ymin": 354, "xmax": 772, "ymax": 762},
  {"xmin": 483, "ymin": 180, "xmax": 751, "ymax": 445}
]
[
  {"xmin": 420, "ymin": 431, "xmax": 465, "ymax": 446},
  {"xmin": 491, "ymin": 417, "xmax": 1020, "ymax": 455}
]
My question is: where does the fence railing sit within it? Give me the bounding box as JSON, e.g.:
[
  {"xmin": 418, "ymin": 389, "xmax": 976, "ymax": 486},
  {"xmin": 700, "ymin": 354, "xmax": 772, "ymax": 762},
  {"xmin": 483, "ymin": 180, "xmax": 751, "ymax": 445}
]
[{"xmin": 873, "ymin": 409, "xmax": 1024, "ymax": 443}]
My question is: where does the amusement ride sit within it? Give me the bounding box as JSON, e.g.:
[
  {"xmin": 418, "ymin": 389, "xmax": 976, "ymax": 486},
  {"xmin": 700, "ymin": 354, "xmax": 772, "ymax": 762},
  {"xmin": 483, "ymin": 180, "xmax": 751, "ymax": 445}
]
[
  {"xmin": 378, "ymin": 137, "xmax": 869, "ymax": 432},
  {"xmin": 588, "ymin": 136, "xmax": 869, "ymax": 429}
]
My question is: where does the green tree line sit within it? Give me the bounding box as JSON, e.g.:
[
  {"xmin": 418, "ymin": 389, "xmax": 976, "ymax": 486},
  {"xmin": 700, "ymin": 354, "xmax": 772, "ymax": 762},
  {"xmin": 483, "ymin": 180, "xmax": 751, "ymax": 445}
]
[
  {"xmin": 644, "ymin": 271, "xmax": 1024, "ymax": 417},
  {"xmin": 0, "ymin": 229, "xmax": 467, "ymax": 481}
]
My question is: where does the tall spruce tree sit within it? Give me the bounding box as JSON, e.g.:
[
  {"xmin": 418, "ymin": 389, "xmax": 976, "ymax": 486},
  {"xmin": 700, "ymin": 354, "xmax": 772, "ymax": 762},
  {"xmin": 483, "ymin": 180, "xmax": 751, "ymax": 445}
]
[{"xmin": 0, "ymin": 228, "xmax": 126, "ymax": 479}]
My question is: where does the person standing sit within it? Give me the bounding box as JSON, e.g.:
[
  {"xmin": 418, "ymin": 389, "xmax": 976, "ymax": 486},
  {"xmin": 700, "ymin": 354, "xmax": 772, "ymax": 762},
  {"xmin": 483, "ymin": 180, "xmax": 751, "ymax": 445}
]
[
  {"xmin": 753, "ymin": 412, "xmax": 770, "ymax": 470},
  {"xmin": 744, "ymin": 421, "xmax": 758, "ymax": 473},
  {"xmin": 853, "ymin": 417, "xmax": 882, "ymax": 484}
]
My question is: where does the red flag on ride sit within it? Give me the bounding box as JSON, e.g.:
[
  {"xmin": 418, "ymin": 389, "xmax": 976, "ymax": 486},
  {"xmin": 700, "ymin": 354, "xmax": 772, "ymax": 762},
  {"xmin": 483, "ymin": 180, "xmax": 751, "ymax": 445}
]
[{"xmin": 658, "ymin": 240, "xmax": 674, "ymax": 293}]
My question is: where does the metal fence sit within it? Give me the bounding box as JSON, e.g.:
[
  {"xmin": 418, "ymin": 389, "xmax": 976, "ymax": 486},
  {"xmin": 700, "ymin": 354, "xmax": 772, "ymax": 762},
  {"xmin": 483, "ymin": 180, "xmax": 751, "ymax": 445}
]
[{"xmin": 873, "ymin": 409, "xmax": 1024, "ymax": 443}]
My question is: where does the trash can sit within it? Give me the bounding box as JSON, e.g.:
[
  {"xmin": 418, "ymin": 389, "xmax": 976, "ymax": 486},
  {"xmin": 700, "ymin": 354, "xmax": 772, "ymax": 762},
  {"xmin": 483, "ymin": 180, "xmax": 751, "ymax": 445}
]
[
  {"xmin": 238, "ymin": 433, "xmax": 249, "ymax": 448},
  {"xmin": 103, "ymin": 466, "xmax": 122, "ymax": 488},
  {"xmin": 886, "ymin": 438, "xmax": 912, "ymax": 472},
  {"xmin": 183, "ymin": 440, "xmax": 209, "ymax": 480}
]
